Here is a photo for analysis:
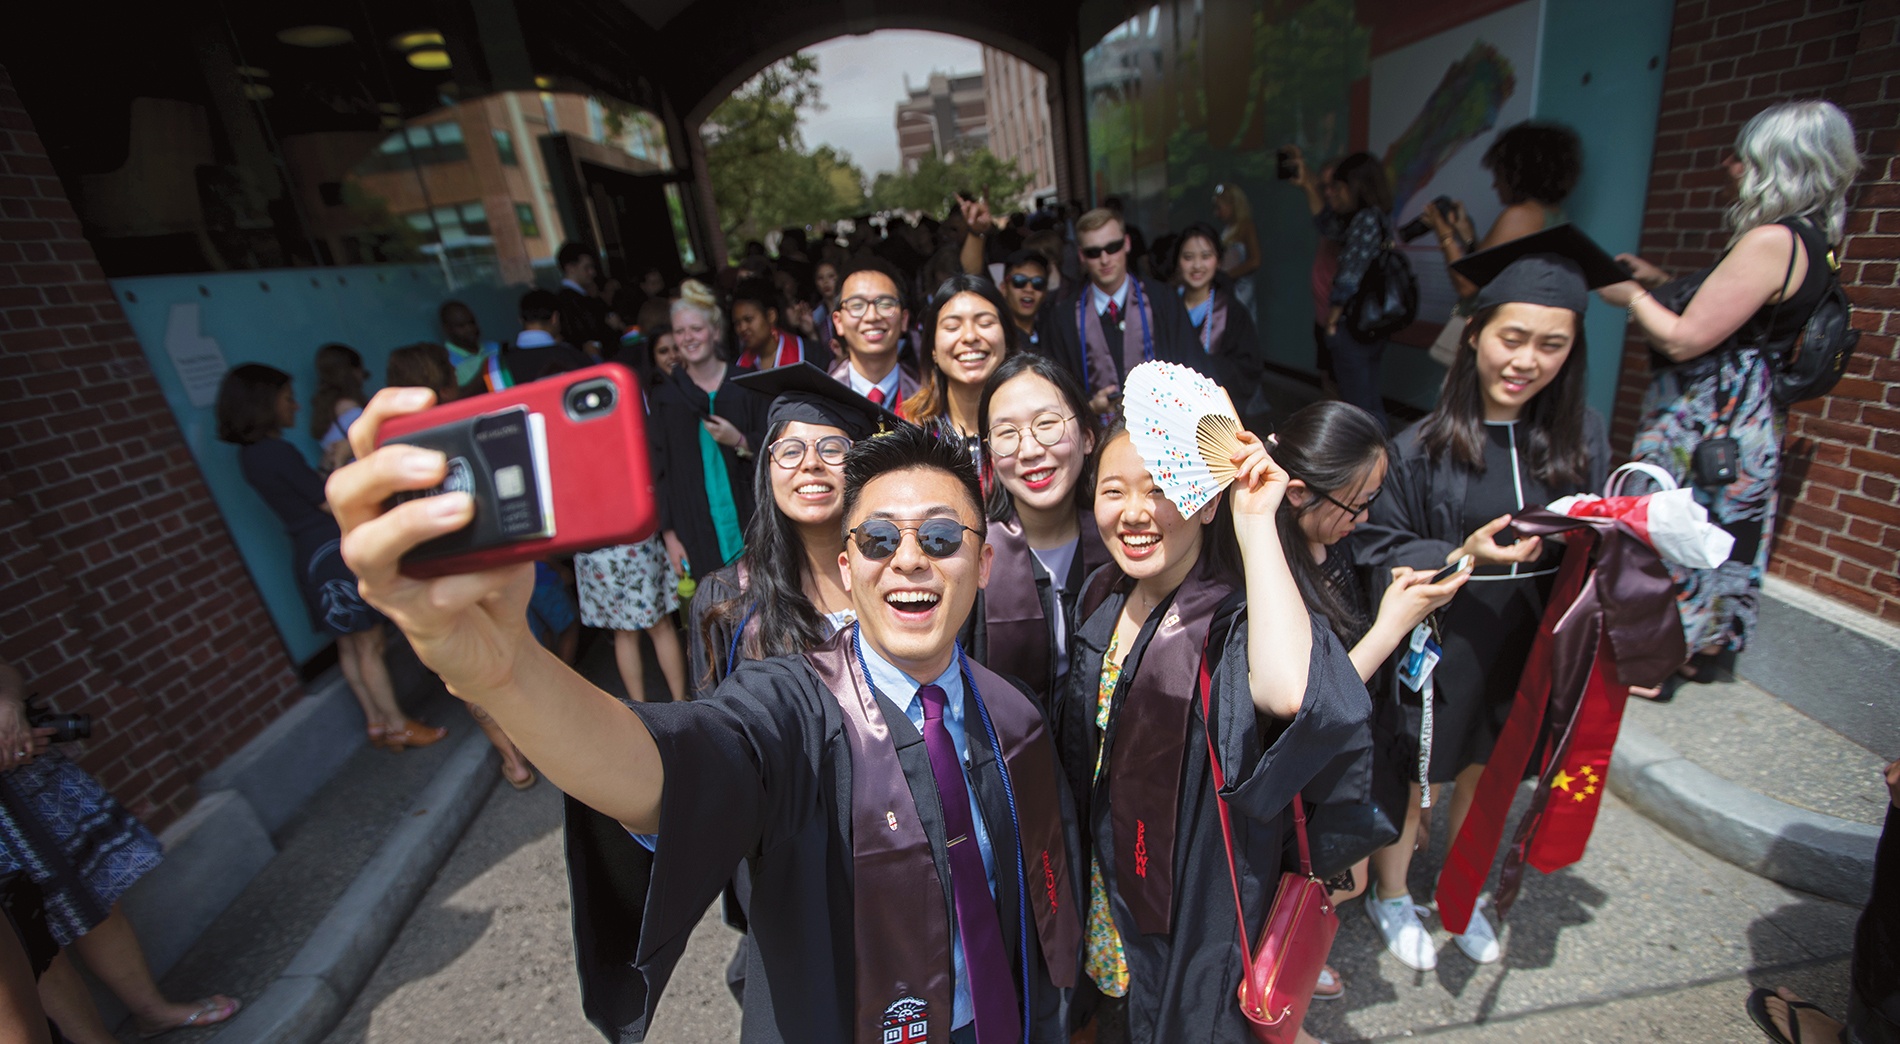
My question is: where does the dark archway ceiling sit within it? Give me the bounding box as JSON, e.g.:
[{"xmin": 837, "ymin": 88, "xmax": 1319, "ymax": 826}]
[{"xmin": 516, "ymin": 0, "xmax": 1084, "ymax": 125}]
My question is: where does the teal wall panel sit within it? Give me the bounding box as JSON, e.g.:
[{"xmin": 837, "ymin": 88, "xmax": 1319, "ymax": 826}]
[
  {"xmin": 1531, "ymin": 0, "xmax": 1674, "ymax": 423},
  {"xmin": 110, "ymin": 265, "xmax": 522, "ymax": 664}
]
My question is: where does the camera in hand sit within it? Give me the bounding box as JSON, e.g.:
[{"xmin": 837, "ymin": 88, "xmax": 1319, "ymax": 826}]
[
  {"xmin": 25, "ymin": 695, "xmax": 90, "ymax": 744},
  {"xmin": 1399, "ymin": 196, "xmax": 1457, "ymax": 242}
]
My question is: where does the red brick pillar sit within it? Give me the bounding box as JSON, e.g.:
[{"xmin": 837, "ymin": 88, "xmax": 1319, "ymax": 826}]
[{"xmin": 0, "ymin": 63, "xmax": 305, "ymax": 827}]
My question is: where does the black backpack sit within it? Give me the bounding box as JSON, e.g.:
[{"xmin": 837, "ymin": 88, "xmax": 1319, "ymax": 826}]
[
  {"xmin": 1652, "ymin": 217, "xmax": 1858, "ymax": 407},
  {"xmin": 1345, "ymin": 216, "xmax": 1419, "ymax": 341},
  {"xmin": 1764, "ymin": 222, "xmax": 1858, "ymax": 407}
]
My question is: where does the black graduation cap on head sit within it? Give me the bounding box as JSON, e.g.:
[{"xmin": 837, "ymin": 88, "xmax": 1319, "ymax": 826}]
[
  {"xmin": 1451, "ymin": 223, "xmax": 1631, "ymax": 315},
  {"xmin": 731, "ymin": 361, "xmax": 905, "ymax": 441}
]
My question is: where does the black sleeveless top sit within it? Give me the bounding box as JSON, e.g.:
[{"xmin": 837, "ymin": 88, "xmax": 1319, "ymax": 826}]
[{"xmin": 1732, "ymin": 217, "xmax": 1832, "ymax": 349}]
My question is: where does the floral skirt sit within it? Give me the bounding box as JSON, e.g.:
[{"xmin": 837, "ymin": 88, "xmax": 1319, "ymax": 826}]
[
  {"xmin": 576, "ymin": 536, "xmax": 680, "ymax": 631},
  {"xmin": 1631, "ymin": 350, "xmax": 1782, "ymax": 654},
  {"xmin": 0, "ymin": 752, "xmax": 162, "ymax": 944}
]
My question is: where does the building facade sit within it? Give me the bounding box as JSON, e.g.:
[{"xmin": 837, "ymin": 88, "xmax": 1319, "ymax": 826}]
[
  {"xmin": 895, "ymin": 71, "xmax": 989, "ymax": 173},
  {"xmin": 981, "ymin": 47, "xmax": 1059, "ymax": 201}
]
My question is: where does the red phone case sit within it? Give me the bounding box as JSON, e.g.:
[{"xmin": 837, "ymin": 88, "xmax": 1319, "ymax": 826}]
[{"xmin": 377, "ymin": 364, "xmax": 656, "ymax": 578}]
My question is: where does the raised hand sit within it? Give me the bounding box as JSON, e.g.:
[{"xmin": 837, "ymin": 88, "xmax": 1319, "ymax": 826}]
[
  {"xmin": 1456, "ymin": 514, "xmax": 1543, "ymax": 567},
  {"xmin": 1227, "ymin": 430, "xmax": 1290, "ymax": 519}
]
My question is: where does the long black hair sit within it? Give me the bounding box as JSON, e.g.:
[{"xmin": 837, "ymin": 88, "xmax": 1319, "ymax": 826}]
[
  {"xmin": 977, "ymin": 351, "xmax": 1099, "ymax": 523},
  {"xmin": 1268, "ymin": 401, "xmax": 1388, "ymax": 646},
  {"xmin": 216, "ymin": 363, "xmax": 291, "ymax": 445},
  {"xmin": 1332, "ymin": 152, "xmax": 1393, "ymax": 215},
  {"xmin": 696, "ymin": 418, "xmax": 840, "ymax": 677},
  {"xmin": 1418, "ymin": 304, "xmax": 1591, "ymax": 488},
  {"xmin": 906, "ymin": 273, "xmax": 1016, "ymax": 427}
]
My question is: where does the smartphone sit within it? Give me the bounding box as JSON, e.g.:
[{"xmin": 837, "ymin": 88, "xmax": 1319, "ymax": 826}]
[
  {"xmin": 1429, "ymin": 554, "xmax": 1474, "ymax": 585},
  {"xmin": 376, "ymin": 364, "xmax": 656, "ymax": 578},
  {"xmin": 1275, "ymin": 147, "xmax": 1297, "ymax": 180}
]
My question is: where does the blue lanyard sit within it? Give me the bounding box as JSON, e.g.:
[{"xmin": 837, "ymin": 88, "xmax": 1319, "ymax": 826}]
[
  {"xmin": 724, "ymin": 602, "xmax": 759, "ymax": 679},
  {"xmin": 1075, "ymin": 278, "xmax": 1154, "ymax": 394},
  {"xmin": 849, "ymin": 625, "xmax": 1033, "ymax": 1041}
]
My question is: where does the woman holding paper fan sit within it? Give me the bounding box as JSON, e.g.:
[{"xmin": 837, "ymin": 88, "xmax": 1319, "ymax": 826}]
[
  {"xmin": 963, "ymin": 352, "xmax": 1111, "ymax": 711},
  {"xmin": 1052, "ymin": 361, "xmax": 1371, "ymax": 1043},
  {"xmin": 1352, "ymin": 235, "xmax": 1611, "ymax": 971}
]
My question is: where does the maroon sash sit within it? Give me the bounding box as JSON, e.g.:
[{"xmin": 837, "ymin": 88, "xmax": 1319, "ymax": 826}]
[
  {"xmin": 1081, "ymin": 284, "xmax": 1154, "ymax": 396},
  {"xmin": 804, "ymin": 632, "xmax": 1079, "ymax": 1044},
  {"xmin": 1082, "ymin": 560, "xmax": 1237, "ymax": 935},
  {"xmin": 983, "ymin": 512, "xmax": 1111, "ymax": 695}
]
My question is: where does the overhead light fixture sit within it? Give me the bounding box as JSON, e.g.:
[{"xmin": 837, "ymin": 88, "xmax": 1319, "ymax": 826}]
[
  {"xmin": 241, "ymin": 84, "xmax": 275, "ymax": 101},
  {"xmin": 391, "ymin": 30, "xmax": 445, "ymax": 51},
  {"xmin": 406, "ymin": 48, "xmax": 451, "ymax": 71},
  {"xmin": 534, "ymin": 75, "xmax": 553, "ymax": 90},
  {"xmin": 277, "ymin": 25, "xmax": 353, "ymax": 47},
  {"xmin": 235, "ymin": 65, "xmax": 270, "ymax": 79}
]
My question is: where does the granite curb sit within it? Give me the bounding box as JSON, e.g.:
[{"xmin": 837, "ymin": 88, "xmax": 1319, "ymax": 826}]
[
  {"xmin": 1610, "ymin": 719, "xmax": 1880, "ymax": 905},
  {"xmin": 207, "ymin": 723, "xmax": 500, "ymax": 1044}
]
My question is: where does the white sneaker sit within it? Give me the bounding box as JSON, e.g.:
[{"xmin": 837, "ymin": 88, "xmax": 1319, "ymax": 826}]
[
  {"xmin": 1366, "ymin": 894, "xmax": 1437, "ymax": 971},
  {"xmin": 1450, "ymin": 898, "xmax": 1503, "ymax": 964}
]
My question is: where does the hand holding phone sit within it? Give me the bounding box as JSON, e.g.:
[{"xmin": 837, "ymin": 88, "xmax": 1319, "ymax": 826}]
[
  {"xmin": 373, "ymin": 364, "xmax": 657, "ymax": 578},
  {"xmin": 1430, "ymin": 553, "xmax": 1475, "ymax": 585}
]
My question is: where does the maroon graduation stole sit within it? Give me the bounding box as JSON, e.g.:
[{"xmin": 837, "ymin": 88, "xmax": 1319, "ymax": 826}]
[
  {"xmin": 1435, "ymin": 509, "xmax": 1686, "ymax": 933},
  {"xmin": 804, "ymin": 630, "xmax": 1080, "ymax": 1044},
  {"xmin": 982, "ymin": 511, "xmax": 1111, "ymax": 696},
  {"xmin": 1077, "ymin": 281, "xmax": 1155, "ymax": 399},
  {"xmin": 1081, "ymin": 560, "xmax": 1236, "ymax": 936}
]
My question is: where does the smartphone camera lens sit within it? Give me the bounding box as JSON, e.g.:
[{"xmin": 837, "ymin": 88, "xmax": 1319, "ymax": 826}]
[{"xmin": 567, "ymin": 379, "xmax": 617, "ymax": 420}]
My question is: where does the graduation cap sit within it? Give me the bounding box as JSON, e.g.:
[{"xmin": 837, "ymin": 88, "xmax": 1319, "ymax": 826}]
[
  {"xmin": 1451, "ymin": 223, "xmax": 1632, "ymax": 315},
  {"xmin": 731, "ymin": 361, "xmax": 905, "ymax": 440}
]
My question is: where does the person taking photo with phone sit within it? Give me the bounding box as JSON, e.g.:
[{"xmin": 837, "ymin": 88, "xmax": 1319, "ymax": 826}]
[{"xmin": 329, "ymin": 413, "xmax": 1084, "ymax": 1044}]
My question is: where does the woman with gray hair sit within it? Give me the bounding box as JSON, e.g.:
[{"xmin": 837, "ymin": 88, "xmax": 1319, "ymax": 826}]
[{"xmin": 1599, "ymin": 100, "xmax": 1860, "ymax": 692}]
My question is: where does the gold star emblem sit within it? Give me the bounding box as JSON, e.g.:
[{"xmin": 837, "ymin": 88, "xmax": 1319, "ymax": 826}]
[
  {"xmin": 1583, "ymin": 784, "xmax": 1597, "ymax": 796},
  {"xmin": 1552, "ymin": 769, "xmax": 1576, "ymax": 793},
  {"xmin": 1573, "ymin": 791, "xmax": 1588, "ymax": 802}
]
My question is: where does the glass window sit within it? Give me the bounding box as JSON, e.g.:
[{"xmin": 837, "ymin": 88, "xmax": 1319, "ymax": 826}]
[
  {"xmin": 516, "ymin": 203, "xmax": 540, "ymax": 239},
  {"xmin": 459, "ymin": 202, "xmax": 491, "ymax": 236},
  {"xmin": 493, "ymin": 129, "xmax": 518, "ymax": 166},
  {"xmin": 432, "ymin": 120, "xmax": 464, "ymax": 145}
]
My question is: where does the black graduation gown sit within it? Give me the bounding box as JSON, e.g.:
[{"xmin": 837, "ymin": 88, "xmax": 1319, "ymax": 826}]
[
  {"xmin": 1053, "ymin": 583, "xmax": 1371, "ymax": 1042},
  {"xmin": 683, "ymin": 562, "xmax": 747, "ymax": 702},
  {"xmin": 1349, "ymin": 410, "xmax": 1610, "ymax": 779},
  {"xmin": 1032, "ymin": 278, "xmax": 1208, "ymax": 390},
  {"xmin": 648, "ymin": 367, "xmax": 768, "ymax": 579},
  {"xmin": 1188, "ymin": 285, "xmax": 1267, "ymax": 423},
  {"xmin": 564, "ymin": 654, "xmax": 1082, "ymax": 1044},
  {"xmin": 559, "ymin": 285, "xmax": 616, "ymax": 354}
]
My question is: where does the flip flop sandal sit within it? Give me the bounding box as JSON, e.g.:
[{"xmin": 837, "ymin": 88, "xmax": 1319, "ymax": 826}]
[
  {"xmin": 1312, "ymin": 963, "xmax": 1345, "ymax": 1001},
  {"xmin": 137, "ymin": 996, "xmax": 242, "ymax": 1039},
  {"xmin": 1745, "ymin": 987, "xmax": 1834, "ymax": 1044}
]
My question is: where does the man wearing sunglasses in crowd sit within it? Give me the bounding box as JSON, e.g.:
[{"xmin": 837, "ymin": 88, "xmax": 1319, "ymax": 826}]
[
  {"xmin": 827, "ymin": 256, "xmax": 922, "ymax": 413},
  {"xmin": 1034, "ymin": 208, "xmax": 1203, "ymax": 417},
  {"xmin": 327, "ymin": 407, "xmax": 1082, "ymax": 1044},
  {"xmin": 1001, "ymin": 249, "xmax": 1052, "ymax": 349}
]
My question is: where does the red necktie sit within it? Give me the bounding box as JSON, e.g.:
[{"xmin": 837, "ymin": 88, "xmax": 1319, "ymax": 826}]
[
  {"xmin": 1105, "ymin": 299, "xmax": 1121, "ymax": 327},
  {"xmin": 867, "ymin": 386, "xmax": 887, "ymax": 406},
  {"xmin": 916, "ymin": 683, "xmax": 1019, "ymax": 1044}
]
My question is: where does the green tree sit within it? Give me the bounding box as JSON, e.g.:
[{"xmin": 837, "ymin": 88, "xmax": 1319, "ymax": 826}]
[
  {"xmin": 867, "ymin": 146, "xmax": 1033, "ymax": 215},
  {"xmin": 703, "ymin": 54, "xmax": 870, "ymax": 257}
]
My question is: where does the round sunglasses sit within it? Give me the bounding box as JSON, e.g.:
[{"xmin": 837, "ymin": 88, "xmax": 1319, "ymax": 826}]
[
  {"xmin": 1008, "ymin": 273, "xmax": 1048, "ymax": 291},
  {"xmin": 848, "ymin": 518, "xmax": 982, "ymax": 560}
]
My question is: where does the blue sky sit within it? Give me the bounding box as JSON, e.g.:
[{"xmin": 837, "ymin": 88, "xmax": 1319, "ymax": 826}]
[{"xmin": 801, "ymin": 31, "xmax": 984, "ymax": 177}]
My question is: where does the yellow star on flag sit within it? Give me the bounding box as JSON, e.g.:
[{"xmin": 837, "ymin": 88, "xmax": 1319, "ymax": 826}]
[
  {"xmin": 1573, "ymin": 792, "xmax": 1588, "ymax": 802},
  {"xmin": 1552, "ymin": 769, "xmax": 1576, "ymax": 792}
]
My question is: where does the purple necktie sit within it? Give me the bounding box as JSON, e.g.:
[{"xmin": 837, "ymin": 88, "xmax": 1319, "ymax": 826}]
[{"xmin": 916, "ymin": 683, "xmax": 1019, "ymax": 1044}]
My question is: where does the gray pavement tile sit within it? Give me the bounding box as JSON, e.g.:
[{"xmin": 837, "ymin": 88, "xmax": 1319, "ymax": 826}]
[{"xmin": 1625, "ymin": 678, "xmax": 1891, "ymax": 825}]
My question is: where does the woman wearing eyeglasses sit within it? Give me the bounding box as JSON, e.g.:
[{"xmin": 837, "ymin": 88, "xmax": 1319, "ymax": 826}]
[
  {"xmin": 1174, "ymin": 222, "xmax": 1266, "ymax": 419},
  {"xmin": 1054, "ymin": 410, "xmax": 1370, "ymax": 1043},
  {"xmin": 961, "ymin": 353, "xmax": 1110, "ymax": 711}
]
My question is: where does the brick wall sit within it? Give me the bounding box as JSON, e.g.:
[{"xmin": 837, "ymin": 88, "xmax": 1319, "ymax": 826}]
[
  {"xmin": 0, "ymin": 63, "xmax": 305, "ymax": 828},
  {"xmin": 1613, "ymin": 0, "xmax": 1900, "ymax": 624}
]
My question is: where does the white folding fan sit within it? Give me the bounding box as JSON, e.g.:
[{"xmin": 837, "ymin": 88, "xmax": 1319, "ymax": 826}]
[{"xmin": 1121, "ymin": 361, "xmax": 1246, "ymax": 517}]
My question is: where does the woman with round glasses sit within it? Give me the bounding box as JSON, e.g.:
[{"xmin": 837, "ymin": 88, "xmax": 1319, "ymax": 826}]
[
  {"xmin": 687, "ymin": 370, "xmax": 898, "ymax": 700},
  {"xmin": 901, "ymin": 275, "xmax": 1013, "ymax": 460},
  {"xmin": 1173, "ymin": 222, "xmax": 1266, "ymax": 418},
  {"xmin": 961, "ymin": 353, "xmax": 1110, "ymax": 710}
]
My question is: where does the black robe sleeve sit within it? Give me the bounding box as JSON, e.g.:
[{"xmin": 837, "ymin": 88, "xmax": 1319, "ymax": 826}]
[
  {"xmin": 1582, "ymin": 407, "xmax": 1610, "ymax": 494},
  {"xmin": 1209, "ymin": 612, "xmax": 1373, "ymax": 825},
  {"xmin": 1210, "ymin": 293, "xmax": 1265, "ymax": 407},
  {"xmin": 683, "ymin": 564, "xmax": 744, "ymax": 702},
  {"xmin": 1353, "ymin": 425, "xmax": 1464, "ymax": 573},
  {"xmin": 1145, "ymin": 278, "xmax": 1213, "ymax": 378},
  {"xmin": 566, "ymin": 659, "xmax": 824, "ymax": 1042}
]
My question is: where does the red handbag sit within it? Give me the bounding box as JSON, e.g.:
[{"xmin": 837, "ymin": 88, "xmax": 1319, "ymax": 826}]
[{"xmin": 1201, "ymin": 652, "xmax": 1339, "ymax": 1042}]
